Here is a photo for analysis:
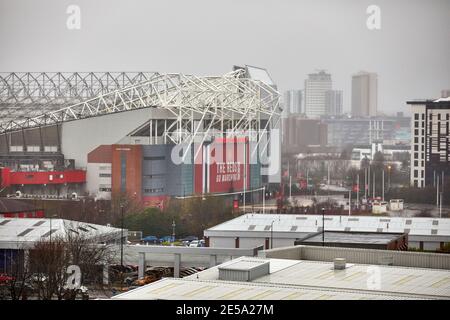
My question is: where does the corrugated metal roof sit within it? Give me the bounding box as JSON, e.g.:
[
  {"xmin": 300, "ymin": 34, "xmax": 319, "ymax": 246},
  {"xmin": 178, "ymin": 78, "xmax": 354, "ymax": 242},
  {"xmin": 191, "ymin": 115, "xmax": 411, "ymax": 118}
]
[
  {"xmin": 113, "ymin": 256, "xmax": 450, "ymax": 300},
  {"xmin": 206, "ymin": 214, "xmax": 450, "ymax": 236},
  {"xmin": 0, "ymin": 217, "xmax": 123, "ymax": 248}
]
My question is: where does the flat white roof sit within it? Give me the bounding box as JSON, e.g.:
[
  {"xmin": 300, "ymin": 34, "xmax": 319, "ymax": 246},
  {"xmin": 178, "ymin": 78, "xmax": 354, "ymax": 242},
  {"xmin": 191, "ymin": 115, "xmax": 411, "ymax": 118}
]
[
  {"xmin": 0, "ymin": 218, "xmax": 123, "ymax": 248},
  {"xmin": 205, "ymin": 214, "xmax": 450, "ymax": 237},
  {"xmin": 113, "ymin": 256, "xmax": 450, "ymax": 300}
]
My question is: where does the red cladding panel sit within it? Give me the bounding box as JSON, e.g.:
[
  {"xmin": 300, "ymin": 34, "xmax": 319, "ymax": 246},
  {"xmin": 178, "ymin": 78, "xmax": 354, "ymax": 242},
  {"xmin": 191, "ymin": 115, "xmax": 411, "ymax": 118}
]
[
  {"xmin": 194, "ymin": 138, "xmax": 250, "ymax": 194},
  {"xmin": 7, "ymin": 170, "xmax": 86, "ymax": 185},
  {"xmin": 0, "ymin": 167, "xmax": 11, "ymax": 187}
]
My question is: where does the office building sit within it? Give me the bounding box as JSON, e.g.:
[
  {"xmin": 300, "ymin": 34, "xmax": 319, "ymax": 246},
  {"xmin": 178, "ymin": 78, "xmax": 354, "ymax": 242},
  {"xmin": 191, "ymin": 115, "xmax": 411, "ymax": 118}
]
[
  {"xmin": 351, "ymin": 71, "xmax": 378, "ymax": 117},
  {"xmin": 304, "ymin": 71, "xmax": 332, "ymax": 118},
  {"xmin": 325, "ymin": 90, "xmax": 343, "ymax": 116},
  {"xmin": 407, "ymin": 98, "xmax": 450, "ymax": 188}
]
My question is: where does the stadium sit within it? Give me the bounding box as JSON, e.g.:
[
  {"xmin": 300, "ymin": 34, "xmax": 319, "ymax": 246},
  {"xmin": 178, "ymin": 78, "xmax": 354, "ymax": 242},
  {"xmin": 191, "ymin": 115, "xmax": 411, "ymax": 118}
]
[{"xmin": 0, "ymin": 66, "xmax": 281, "ymax": 209}]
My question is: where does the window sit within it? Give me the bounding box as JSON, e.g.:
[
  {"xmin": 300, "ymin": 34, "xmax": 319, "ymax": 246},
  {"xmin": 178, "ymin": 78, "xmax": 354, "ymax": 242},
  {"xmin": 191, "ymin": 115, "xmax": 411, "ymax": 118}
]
[
  {"xmin": 144, "ymin": 188, "xmax": 164, "ymax": 193},
  {"xmin": 10, "ymin": 146, "xmax": 23, "ymax": 152},
  {"xmin": 414, "ymin": 160, "xmax": 418, "ymax": 167},
  {"xmin": 414, "ymin": 129, "xmax": 419, "ymax": 136},
  {"xmin": 27, "ymin": 145, "xmax": 40, "ymax": 152},
  {"xmin": 414, "ymin": 145, "xmax": 418, "ymax": 151},
  {"xmin": 44, "ymin": 146, "xmax": 58, "ymax": 152},
  {"xmin": 414, "ymin": 170, "xmax": 418, "ymax": 178},
  {"xmin": 99, "ymin": 187, "xmax": 112, "ymax": 192},
  {"xmin": 414, "ymin": 113, "xmax": 419, "ymax": 120},
  {"xmin": 414, "ymin": 153, "xmax": 418, "ymax": 159},
  {"xmin": 414, "ymin": 137, "xmax": 418, "ymax": 143},
  {"xmin": 17, "ymin": 228, "xmax": 34, "ymax": 237},
  {"xmin": 99, "ymin": 173, "xmax": 111, "ymax": 178},
  {"xmin": 144, "ymin": 156, "xmax": 165, "ymax": 161},
  {"xmin": 414, "ymin": 122, "xmax": 419, "ymax": 128}
]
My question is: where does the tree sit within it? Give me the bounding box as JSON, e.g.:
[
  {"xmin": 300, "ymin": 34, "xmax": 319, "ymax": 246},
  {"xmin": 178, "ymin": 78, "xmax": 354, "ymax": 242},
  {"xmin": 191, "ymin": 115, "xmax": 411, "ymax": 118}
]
[{"xmin": 9, "ymin": 222, "xmax": 117, "ymax": 300}]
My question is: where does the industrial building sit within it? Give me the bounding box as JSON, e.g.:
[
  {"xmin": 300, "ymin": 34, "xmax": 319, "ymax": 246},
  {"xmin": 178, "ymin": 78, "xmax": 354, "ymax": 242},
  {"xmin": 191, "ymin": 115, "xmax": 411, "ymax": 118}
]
[
  {"xmin": 323, "ymin": 116, "xmax": 411, "ymax": 147},
  {"xmin": 111, "ymin": 255, "xmax": 450, "ymax": 300},
  {"xmin": 294, "ymin": 231, "xmax": 408, "ymax": 250},
  {"xmin": 407, "ymin": 97, "xmax": 450, "ymax": 188},
  {"xmin": 0, "ymin": 66, "xmax": 281, "ymax": 206},
  {"xmin": 204, "ymin": 213, "xmax": 450, "ymax": 251},
  {"xmin": 0, "ymin": 217, "xmax": 124, "ymax": 273},
  {"xmin": 0, "ymin": 198, "xmax": 44, "ymax": 218}
]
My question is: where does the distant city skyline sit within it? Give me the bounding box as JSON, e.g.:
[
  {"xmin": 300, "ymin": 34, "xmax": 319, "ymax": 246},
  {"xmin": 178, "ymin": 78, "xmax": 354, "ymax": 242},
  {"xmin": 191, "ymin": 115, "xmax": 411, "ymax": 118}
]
[{"xmin": 0, "ymin": 0, "xmax": 449, "ymax": 115}]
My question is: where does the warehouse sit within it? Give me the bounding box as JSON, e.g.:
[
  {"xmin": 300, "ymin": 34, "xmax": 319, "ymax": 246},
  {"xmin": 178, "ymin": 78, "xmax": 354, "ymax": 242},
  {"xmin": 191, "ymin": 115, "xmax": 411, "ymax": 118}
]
[
  {"xmin": 294, "ymin": 230, "xmax": 408, "ymax": 250},
  {"xmin": 112, "ymin": 255, "xmax": 450, "ymax": 300},
  {"xmin": 204, "ymin": 213, "xmax": 450, "ymax": 251},
  {"xmin": 0, "ymin": 217, "xmax": 124, "ymax": 273}
]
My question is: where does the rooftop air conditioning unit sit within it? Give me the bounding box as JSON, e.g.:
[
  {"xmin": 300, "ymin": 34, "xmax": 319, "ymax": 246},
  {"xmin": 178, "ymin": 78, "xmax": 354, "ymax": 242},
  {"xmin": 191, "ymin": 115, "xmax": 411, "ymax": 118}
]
[
  {"xmin": 71, "ymin": 192, "xmax": 78, "ymax": 200},
  {"xmin": 334, "ymin": 258, "xmax": 346, "ymax": 270},
  {"xmin": 218, "ymin": 258, "xmax": 270, "ymax": 282},
  {"xmin": 15, "ymin": 190, "xmax": 22, "ymax": 198}
]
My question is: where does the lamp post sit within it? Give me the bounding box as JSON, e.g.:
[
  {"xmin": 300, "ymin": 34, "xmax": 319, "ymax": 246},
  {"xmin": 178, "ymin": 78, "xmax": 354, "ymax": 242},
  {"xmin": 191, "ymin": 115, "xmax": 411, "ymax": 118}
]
[
  {"xmin": 172, "ymin": 219, "xmax": 176, "ymax": 246},
  {"xmin": 321, "ymin": 208, "xmax": 325, "ymax": 246},
  {"xmin": 270, "ymin": 220, "xmax": 274, "ymax": 249},
  {"xmin": 262, "ymin": 186, "xmax": 266, "ymax": 214},
  {"xmin": 120, "ymin": 204, "xmax": 124, "ymax": 267},
  {"xmin": 387, "ymin": 165, "xmax": 391, "ymax": 191}
]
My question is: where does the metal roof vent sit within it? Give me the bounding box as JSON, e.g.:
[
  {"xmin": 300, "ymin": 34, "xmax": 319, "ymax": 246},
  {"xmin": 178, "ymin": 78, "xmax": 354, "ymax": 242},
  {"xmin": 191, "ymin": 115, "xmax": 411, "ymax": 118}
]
[
  {"xmin": 333, "ymin": 258, "xmax": 346, "ymax": 270},
  {"xmin": 218, "ymin": 258, "xmax": 270, "ymax": 282}
]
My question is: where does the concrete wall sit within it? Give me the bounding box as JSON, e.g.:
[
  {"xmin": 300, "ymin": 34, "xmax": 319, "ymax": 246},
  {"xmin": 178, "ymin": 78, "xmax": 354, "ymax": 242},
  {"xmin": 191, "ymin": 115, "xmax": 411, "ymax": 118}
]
[
  {"xmin": 262, "ymin": 245, "xmax": 450, "ymax": 270},
  {"xmin": 61, "ymin": 108, "xmax": 151, "ymax": 169}
]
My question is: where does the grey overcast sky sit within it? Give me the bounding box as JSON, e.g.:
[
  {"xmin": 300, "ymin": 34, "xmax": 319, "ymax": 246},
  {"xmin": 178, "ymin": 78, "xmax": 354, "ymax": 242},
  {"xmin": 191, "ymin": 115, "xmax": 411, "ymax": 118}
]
[{"xmin": 0, "ymin": 0, "xmax": 449, "ymax": 114}]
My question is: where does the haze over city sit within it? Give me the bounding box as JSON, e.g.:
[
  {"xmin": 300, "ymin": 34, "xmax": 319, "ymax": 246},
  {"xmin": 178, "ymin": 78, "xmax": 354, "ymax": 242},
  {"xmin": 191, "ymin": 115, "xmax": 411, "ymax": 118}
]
[{"xmin": 1, "ymin": 0, "xmax": 449, "ymax": 114}]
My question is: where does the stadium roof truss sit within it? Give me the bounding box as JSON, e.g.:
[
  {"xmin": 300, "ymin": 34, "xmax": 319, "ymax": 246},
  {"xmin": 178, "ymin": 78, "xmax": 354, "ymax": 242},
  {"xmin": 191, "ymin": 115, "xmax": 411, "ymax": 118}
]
[{"xmin": 0, "ymin": 70, "xmax": 281, "ymax": 153}]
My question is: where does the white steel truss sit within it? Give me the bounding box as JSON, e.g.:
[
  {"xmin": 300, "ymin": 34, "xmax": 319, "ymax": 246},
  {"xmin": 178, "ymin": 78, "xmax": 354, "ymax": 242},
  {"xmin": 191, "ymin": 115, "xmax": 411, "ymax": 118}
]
[{"xmin": 0, "ymin": 70, "xmax": 281, "ymax": 148}]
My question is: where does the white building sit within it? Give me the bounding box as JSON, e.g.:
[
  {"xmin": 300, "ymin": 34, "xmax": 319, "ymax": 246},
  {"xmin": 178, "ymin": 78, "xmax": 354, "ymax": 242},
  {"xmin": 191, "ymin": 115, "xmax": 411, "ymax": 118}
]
[
  {"xmin": 325, "ymin": 90, "xmax": 343, "ymax": 116},
  {"xmin": 407, "ymin": 98, "xmax": 450, "ymax": 188},
  {"xmin": 351, "ymin": 71, "xmax": 378, "ymax": 117},
  {"xmin": 283, "ymin": 90, "xmax": 302, "ymax": 117},
  {"xmin": 112, "ymin": 255, "xmax": 450, "ymax": 300},
  {"xmin": 204, "ymin": 213, "xmax": 450, "ymax": 251},
  {"xmin": 304, "ymin": 71, "xmax": 332, "ymax": 118}
]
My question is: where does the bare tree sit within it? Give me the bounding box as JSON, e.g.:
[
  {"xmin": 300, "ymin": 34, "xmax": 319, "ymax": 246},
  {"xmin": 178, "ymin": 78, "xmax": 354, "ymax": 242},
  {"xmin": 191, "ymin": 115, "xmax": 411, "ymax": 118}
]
[{"xmin": 14, "ymin": 222, "xmax": 118, "ymax": 300}]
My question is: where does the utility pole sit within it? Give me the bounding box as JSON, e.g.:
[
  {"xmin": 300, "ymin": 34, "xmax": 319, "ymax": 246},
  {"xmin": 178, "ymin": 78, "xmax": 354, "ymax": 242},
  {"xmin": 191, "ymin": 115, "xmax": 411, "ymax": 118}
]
[
  {"xmin": 368, "ymin": 165, "xmax": 371, "ymax": 199},
  {"xmin": 440, "ymin": 192, "xmax": 443, "ymax": 218},
  {"xmin": 382, "ymin": 170, "xmax": 385, "ymax": 202}
]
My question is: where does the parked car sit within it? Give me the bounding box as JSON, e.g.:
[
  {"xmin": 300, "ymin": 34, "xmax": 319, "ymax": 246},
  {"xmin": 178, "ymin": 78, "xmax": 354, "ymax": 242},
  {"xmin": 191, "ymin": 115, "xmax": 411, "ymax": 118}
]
[
  {"xmin": 159, "ymin": 235, "xmax": 175, "ymax": 243},
  {"xmin": 189, "ymin": 239, "xmax": 205, "ymax": 247},
  {"xmin": 181, "ymin": 236, "xmax": 198, "ymax": 246},
  {"xmin": 141, "ymin": 236, "xmax": 159, "ymax": 244}
]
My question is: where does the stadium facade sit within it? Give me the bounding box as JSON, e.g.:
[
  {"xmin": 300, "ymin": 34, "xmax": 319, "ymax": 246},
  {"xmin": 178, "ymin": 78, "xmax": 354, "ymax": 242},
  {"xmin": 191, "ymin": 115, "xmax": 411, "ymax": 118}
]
[{"xmin": 0, "ymin": 66, "xmax": 281, "ymax": 208}]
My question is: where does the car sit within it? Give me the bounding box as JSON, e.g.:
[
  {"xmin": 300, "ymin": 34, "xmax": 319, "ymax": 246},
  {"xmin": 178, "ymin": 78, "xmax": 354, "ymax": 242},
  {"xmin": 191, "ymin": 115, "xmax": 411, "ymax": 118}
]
[
  {"xmin": 159, "ymin": 235, "xmax": 175, "ymax": 243},
  {"xmin": 189, "ymin": 239, "xmax": 205, "ymax": 247},
  {"xmin": 141, "ymin": 236, "xmax": 159, "ymax": 244}
]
